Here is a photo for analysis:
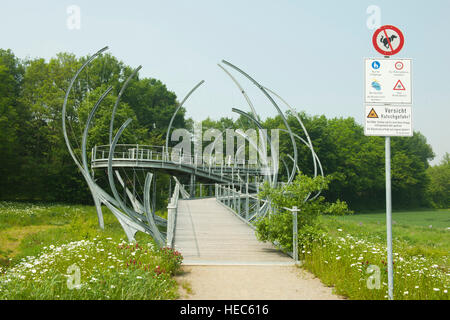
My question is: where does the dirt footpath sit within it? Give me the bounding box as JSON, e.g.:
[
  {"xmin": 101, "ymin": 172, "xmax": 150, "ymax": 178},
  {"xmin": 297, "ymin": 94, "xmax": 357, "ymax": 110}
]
[{"xmin": 175, "ymin": 265, "xmax": 343, "ymax": 300}]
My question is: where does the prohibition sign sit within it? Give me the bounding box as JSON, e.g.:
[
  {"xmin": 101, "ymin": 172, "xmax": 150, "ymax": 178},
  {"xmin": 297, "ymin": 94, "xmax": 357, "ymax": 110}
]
[
  {"xmin": 395, "ymin": 61, "xmax": 404, "ymax": 70},
  {"xmin": 372, "ymin": 25, "xmax": 404, "ymax": 56}
]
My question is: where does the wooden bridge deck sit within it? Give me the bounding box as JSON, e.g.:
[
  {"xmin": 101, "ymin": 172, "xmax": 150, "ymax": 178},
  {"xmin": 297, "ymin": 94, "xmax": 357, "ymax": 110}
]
[{"xmin": 173, "ymin": 198, "xmax": 293, "ymax": 265}]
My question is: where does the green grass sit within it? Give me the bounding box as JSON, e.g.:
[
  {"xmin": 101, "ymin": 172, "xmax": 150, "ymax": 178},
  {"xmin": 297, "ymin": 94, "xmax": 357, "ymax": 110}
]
[
  {"xmin": 331, "ymin": 209, "xmax": 450, "ymax": 229},
  {"xmin": 0, "ymin": 201, "xmax": 182, "ymax": 300},
  {"xmin": 296, "ymin": 209, "xmax": 450, "ymax": 300},
  {"xmin": 320, "ymin": 209, "xmax": 450, "ymax": 261}
]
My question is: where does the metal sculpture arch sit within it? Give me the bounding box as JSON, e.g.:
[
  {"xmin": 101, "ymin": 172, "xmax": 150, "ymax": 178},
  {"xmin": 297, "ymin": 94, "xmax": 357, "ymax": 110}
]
[{"xmin": 62, "ymin": 46, "xmax": 323, "ymax": 245}]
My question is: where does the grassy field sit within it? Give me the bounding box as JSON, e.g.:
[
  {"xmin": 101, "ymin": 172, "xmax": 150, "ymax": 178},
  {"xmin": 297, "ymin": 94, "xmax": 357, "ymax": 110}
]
[
  {"xmin": 0, "ymin": 202, "xmax": 182, "ymax": 300},
  {"xmin": 298, "ymin": 209, "xmax": 449, "ymax": 300},
  {"xmin": 321, "ymin": 209, "xmax": 450, "ymax": 259},
  {"xmin": 1, "ymin": 201, "xmax": 448, "ymax": 300},
  {"xmin": 330, "ymin": 209, "xmax": 450, "ymax": 228}
]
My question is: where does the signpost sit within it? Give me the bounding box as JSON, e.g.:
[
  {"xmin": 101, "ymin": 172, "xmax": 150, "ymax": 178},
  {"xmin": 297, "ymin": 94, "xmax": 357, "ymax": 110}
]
[
  {"xmin": 364, "ymin": 25, "xmax": 412, "ymax": 300},
  {"xmin": 364, "ymin": 105, "xmax": 412, "ymax": 137},
  {"xmin": 365, "ymin": 58, "xmax": 412, "ymax": 104}
]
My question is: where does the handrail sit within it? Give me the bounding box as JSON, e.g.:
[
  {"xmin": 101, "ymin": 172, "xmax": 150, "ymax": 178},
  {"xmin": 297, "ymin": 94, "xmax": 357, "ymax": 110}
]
[
  {"xmin": 166, "ymin": 180, "xmax": 181, "ymax": 248},
  {"xmin": 92, "ymin": 144, "xmax": 271, "ymax": 169},
  {"xmin": 215, "ymin": 183, "xmax": 299, "ymax": 262}
]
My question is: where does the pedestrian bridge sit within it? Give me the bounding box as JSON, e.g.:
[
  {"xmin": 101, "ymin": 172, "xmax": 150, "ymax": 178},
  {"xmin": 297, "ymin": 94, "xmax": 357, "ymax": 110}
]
[
  {"xmin": 170, "ymin": 197, "xmax": 293, "ymax": 265},
  {"xmin": 91, "ymin": 144, "xmax": 270, "ymax": 191}
]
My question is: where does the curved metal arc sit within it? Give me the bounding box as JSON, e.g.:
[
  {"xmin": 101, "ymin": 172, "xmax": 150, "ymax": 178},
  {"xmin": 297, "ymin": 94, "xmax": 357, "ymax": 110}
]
[
  {"xmin": 114, "ymin": 170, "xmax": 144, "ymax": 213},
  {"xmin": 62, "ymin": 46, "xmax": 109, "ymax": 171},
  {"xmin": 81, "ymin": 86, "xmax": 114, "ymax": 173},
  {"xmin": 109, "ymin": 65, "xmax": 142, "ymax": 144},
  {"xmin": 143, "ymin": 173, "xmax": 165, "ymax": 246},
  {"xmin": 61, "ymin": 46, "xmax": 108, "ymax": 229},
  {"xmin": 231, "ymin": 108, "xmax": 276, "ymax": 185},
  {"xmin": 234, "ymin": 97, "xmax": 324, "ymax": 200},
  {"xmin": 286, "ymin": 154, "xmax": 316, "ymax": 202},
  {"xmin": 281, "ymin": 129, "xmax": 323, "ymax": 201},
  {"xmin": 231, "ymin": 107, "xmax": 268, "ymax": 168},
  {"xmin": 217, "ymin": 63, "xmax": 260, "ymax": 122},
  {"xmin": 279, "ymin": 129, "xmax": 324, "ymax": 177},
  {"xmin": 263, "ymin": 86, "xmax": 319, "ymax": 178},
  {"xmin": 78, "ymin": 85, "xmax": 114, "ymax": 229},
  {"xmin": 107, "ymin": 119, "xmax": 151, "ymax": 232},
  {"xmin": 233, "ymin": 129, "xmax": 274, "ymax": 185},
  {"xmin": 165, "ymin": 80, "xmax": 205, "ymax": 150},
  {"xmin": 281, "ymin": 158, "xmax": 290, "ymax": 181},
  {"xmin": 221, "ymin": 60, "xmax": 297, "ymax": 185}
]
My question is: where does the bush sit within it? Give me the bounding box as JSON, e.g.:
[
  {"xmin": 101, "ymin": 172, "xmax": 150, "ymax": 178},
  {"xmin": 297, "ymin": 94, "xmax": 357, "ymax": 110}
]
[{"xmin": 254, "ymin": 172, "xmax": 351, "ymax": 252}]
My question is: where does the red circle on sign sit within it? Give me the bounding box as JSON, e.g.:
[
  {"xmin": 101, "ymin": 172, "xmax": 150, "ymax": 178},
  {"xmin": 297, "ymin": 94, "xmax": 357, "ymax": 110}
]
[
  {"xmin": 395, "ymin": 61, "xmax": 404, "ymax": 70},
  {"xmin": 372, "ymin": 25, "xmax": 404, "ymax": 56}
]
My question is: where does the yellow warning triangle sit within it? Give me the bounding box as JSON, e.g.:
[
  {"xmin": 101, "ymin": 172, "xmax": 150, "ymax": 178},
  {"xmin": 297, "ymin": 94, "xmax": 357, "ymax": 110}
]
[{"xmin": 367, "ymin": 108, "xmax": 378, "ymax": 118}]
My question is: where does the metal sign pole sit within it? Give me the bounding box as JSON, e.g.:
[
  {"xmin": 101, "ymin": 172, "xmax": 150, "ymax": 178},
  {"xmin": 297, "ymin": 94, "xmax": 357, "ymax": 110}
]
[
  {"xmin": 368, "ymin": 25, "xmax": 409, "ymax": 300},
  {"xmin": 385, "ymin": 136, "xmax": 394, "ymax": 300},
  {"xmin": 383, "ymin": 53, "xmax": 394, "ymax": 300}
]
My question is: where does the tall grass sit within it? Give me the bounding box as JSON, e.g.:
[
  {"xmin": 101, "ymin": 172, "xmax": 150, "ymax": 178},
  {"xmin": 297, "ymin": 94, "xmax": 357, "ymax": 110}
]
[
  {"xmin": 0, "ymin": 202, "xmax": 183, "ymax": 300},
  {"xmin": 298, "ymin": 224, "xmax": 449, "ymax": 300}
]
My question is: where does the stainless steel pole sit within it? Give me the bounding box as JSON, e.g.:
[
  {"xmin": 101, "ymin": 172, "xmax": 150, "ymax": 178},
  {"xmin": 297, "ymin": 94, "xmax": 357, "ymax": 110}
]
[
  {"xmin": 386, "ymin": 136, "xmax": 394, "ymax": 300},
  {"xmin": 292, "ymin": 206, "xmax": 298, "ymax": 263}
]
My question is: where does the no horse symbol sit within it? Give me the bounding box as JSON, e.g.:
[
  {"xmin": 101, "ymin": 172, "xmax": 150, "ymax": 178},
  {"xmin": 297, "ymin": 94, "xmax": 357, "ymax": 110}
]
[{"xmin": 372, "ymin": 25, "xmax": 405, "ymax": 56}]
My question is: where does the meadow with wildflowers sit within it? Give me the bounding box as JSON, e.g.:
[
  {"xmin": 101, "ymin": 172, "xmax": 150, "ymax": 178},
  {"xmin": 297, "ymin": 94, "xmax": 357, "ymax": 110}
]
[
  {"xmin": 297, "ymin": 212, "xmax": 449, "ymax": 300},
  {"xmin": 0, "ymin": 202, "xmax": 183, "ymax": 300},
  {"xmin": 255, "ymin": 174, "xmax": 449, "ymax": 300}
]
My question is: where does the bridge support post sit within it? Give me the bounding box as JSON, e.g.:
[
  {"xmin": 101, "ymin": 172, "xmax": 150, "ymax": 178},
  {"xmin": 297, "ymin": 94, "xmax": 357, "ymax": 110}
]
[
  {"xmin": 190, "ymin": 174, "xmax": 195, "ymax": 198},
  {"xmin": 169, "ymin": 177, "xmax": 172, "ymax": 202},
  {"xmin": 132, "ymin": 170, "xmax": 136, "ymax": 201},
  {"xmin": 233, "ymin": 186, "xmax": 237, "ymax": 211},
  {"xmin": 256, "ymin": 183, "xmax": 260, "ymax": 215},
  {"xmin": 237, "ymin": 190, "xmax": 241, "ymax": 216},
  {"xmin": 153, "ymin": 171, "xmax": 157, "ymax": 215},
  {"xmin": 292, "ymin": 206, "xmax": 299, "ymax": 263},
  {"xmin": 245, "ymin": 183, "xmax": 249, "ymax": 220}
]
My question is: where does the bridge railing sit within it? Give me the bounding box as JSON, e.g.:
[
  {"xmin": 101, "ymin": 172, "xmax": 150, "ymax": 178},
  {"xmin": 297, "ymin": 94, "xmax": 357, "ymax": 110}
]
[
  {"xmin": 215, "ymin": 183, "xmax": 300, "ymax": 262},
  {"xmin": 91, "ymin": 144, "xmax": 270, "ymax": 171},
  {"xmin": 215, "ymin": 183, "xmax": 264, "ymax": 223},
  {"xmin": 166, "ymin": 182, "xmax": 180, "ymax": 248}
]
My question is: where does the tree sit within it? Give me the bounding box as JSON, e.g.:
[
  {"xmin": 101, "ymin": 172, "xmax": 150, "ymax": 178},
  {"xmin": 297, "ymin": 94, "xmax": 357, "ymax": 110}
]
[
  {"xmin": 426, "ymin": 153, "xmax": 450, "ymax": 209},
  {"xmin": 0, "ymin": 49, "xmax": 26, "ymax": 199},
  {"xmin": 0, "ymin": 49, "xmax": 187, "ymax": 203},
  {"xmin": 261, "ymin": 111, "xmax": 434, "ymax": 210}
]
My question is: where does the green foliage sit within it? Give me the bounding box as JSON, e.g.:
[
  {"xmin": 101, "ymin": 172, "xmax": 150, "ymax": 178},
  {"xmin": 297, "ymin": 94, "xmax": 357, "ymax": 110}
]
[
  {"xmin": 298, "ymin": 213, "xmax": 449, "ymax": 300},
  {"xmin": 0, "ymin": 202, "xmax": 181, "ymax": 300},
  {"xmin": 0, "ymin": 49, "xmax": 183, "ymax": 205},
  {"xmin": 426, "ymin": 153, "xmax": 450, "ymax": 209},
  {"xmin": 254, "ymin": 172, "xmax": 352, "ymax": 251},
  {"xmin": 0, "ymin": 47, "xmax": 442, "ymax": 212},
  {"xmin": 262, "ymin": 112, "xmax": 435, "ymax": 210}
]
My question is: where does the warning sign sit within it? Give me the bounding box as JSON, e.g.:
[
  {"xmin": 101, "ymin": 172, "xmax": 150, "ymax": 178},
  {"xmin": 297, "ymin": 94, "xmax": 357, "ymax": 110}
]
[
  {"xmin": 364, "ymin": 105, "xmax": 412, "ymax": 137},
  {"xmin": 365, "ymin": 58, "xmax": 412, "ymax": 104},
  {"xmin": 367, "ymin": 108, "xmax": 379, "ymax": 118},
  {"xmin": 393, "ymin": 79, "xmax": 405, "ymax": 91}
]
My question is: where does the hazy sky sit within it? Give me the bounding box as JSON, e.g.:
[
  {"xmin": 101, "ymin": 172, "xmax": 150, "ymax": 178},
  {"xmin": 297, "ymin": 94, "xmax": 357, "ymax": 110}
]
[{"xmin": 1, "ymin": 0, "xmax": 449, "ymax": 164}]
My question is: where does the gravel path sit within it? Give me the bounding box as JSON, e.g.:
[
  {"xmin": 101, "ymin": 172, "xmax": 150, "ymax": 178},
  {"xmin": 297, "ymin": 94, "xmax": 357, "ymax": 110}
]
[{"xmin": 175, "ymin": 265, "xmax": 344, "ymax": 300}]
